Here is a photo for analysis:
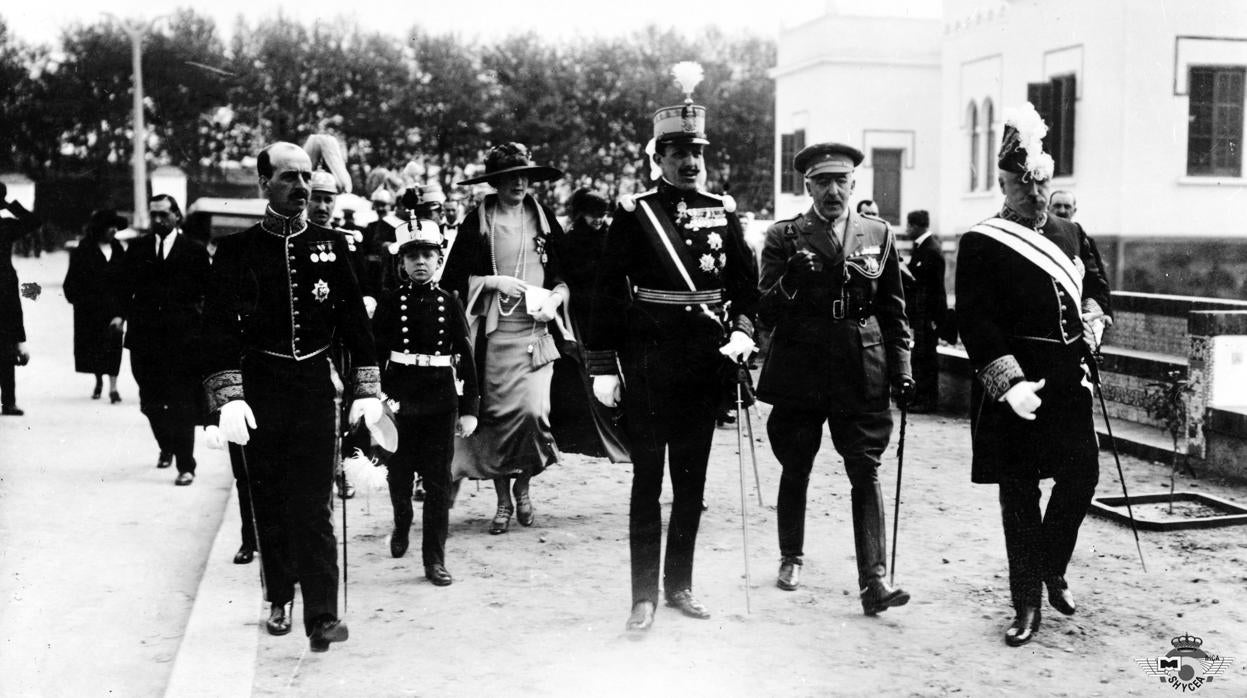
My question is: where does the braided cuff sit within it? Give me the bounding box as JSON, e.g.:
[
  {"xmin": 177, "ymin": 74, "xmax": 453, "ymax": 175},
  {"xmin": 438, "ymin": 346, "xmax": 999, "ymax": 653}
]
[
  {"xmin": 585, "ymin": 349, "xmax": 619, "ymax": 376},
  {"xmin": 732, "ymin": 315, "xmax": 756, "ymax": 340},
  {"xmin": 205, "ymin": 370, "xmax": 244, "ymax": 413},
  {"xmin": 351, "ymin": 365, "xmax": 382, "ymax": 399},
  {"xmin": 979, "ymin": 354, "xmax": 1025, "ymax": 401}
]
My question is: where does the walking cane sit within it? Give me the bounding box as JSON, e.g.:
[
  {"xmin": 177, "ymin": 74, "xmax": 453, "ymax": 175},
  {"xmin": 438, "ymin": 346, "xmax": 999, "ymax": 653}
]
[
  {"xmin": 234, "ymin": 443, "xmax": 267, "ymax": 600},
  {"xmin": 734, "ymin": 379, "xmax": 753, "ymax": 614},
  {"xmin": 889, "ymin": 402, "xmax": 908, "ymax": 587},
  {"xmin": 737, "ymin": 360, "xmax": 765, "ymax": 507},
  {"xmin": 334, "ymin": 396, "xmax": 348, "ymax": 613},
  {"xmin": 1087, "ymin": 354, "xmax": 1148, "ymax": 573}
]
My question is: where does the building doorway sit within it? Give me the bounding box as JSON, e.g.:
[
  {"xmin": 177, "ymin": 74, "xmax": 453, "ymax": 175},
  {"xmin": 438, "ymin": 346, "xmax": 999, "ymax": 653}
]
[{"xmin": 872, "ymin": 148, "xmax": 902, "ymax": 225}]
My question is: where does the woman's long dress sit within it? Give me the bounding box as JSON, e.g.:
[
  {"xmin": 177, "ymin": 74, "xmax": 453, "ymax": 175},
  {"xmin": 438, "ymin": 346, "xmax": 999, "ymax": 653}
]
[{"xmin": 451, "ymin": 200, "xmax": 563, "ymax": 480}]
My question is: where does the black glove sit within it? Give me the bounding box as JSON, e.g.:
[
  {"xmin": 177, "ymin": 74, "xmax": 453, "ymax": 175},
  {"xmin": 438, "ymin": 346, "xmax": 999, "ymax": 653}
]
[
  {"xmin": 891, "ymin": 375, "xmax": 915, "ymax": 407},
  {"xmin": 784, "ymin": 249, "xmax": 823, "ymax": 284}
]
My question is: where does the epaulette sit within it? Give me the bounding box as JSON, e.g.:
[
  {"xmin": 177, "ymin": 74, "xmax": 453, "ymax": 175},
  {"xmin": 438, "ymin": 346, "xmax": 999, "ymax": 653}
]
[
  {"xmin": 619, "ymin": 188, "xmax": 656, "ymax": 213},
  {"xmin": 778, "ymin": 215, "xmax": 801, "ymax": 238},
  {"xmin": 701, "ymin": 191, "xmax": 737, "ymax": 213}
]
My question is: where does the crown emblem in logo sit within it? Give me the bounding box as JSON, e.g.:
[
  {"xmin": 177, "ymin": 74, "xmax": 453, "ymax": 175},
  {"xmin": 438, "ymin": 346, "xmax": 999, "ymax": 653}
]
[{"xmin": 1172, "ymin": 634, "xmax": 1204, "ymax": 650}]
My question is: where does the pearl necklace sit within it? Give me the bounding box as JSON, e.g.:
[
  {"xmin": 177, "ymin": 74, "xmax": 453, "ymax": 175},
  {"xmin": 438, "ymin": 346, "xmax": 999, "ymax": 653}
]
[{"xmin": 489, "ymin": 199, "xmax": 527, "ymax": 317}]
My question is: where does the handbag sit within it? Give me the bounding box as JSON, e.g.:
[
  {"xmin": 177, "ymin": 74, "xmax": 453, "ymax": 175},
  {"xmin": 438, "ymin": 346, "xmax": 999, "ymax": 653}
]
[{"xmin": 530, "ymin": 332, "xmax": 560, "ymax": 370}]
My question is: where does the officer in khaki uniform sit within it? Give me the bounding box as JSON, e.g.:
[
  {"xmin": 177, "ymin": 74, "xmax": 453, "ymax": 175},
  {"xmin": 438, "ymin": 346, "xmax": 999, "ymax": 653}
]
[{"xmin": 757, "ymin": 142, "xmax": 914, "ymax": 615}]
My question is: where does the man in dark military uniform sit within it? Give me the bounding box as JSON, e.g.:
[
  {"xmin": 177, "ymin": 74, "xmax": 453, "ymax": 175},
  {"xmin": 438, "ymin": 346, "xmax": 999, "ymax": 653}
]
[
  {"xmin": 201, "ymin": 142, "xmax": 384, "ymax": 653},
  {"xmin": 0, "ymin": 184, "xmax": 39, "ymax": 415},
  {"xmin": 955, "ymin": 105, "xmax": 1110, "ymax": 647},
  {"xmin": 587, "ymin": 62, "xmax": 759, "ymax": 635},
  {"xmin": 756, "ymin": 142, "xmax": 914, "ymax": 615},
  {"xmin": 900, "ymin": 209, "xmax": 947, "ymax": 413}
]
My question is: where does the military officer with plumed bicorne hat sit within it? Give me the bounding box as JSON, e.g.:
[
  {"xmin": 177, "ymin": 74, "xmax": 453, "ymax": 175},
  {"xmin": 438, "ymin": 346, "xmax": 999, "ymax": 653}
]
[
  {"xmin": 201, "ymin": 142, "xmax": 385, "ymax": 653},
  {"xmin": 955, "ymin": 104, "xmax": 1111, "ymax": 647},
  {"xmin": 756, "ymin": 141, "xmax": 914, "ymax": 615},
  {"xmin": 587, "ymin": 61, "xmax": 759, "ymax": 635}
]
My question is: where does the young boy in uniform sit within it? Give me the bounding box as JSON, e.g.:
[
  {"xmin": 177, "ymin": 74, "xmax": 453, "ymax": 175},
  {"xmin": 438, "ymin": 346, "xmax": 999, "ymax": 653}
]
[{"xmin": 372, "ymin": 219, "xmax": 479, "ymax": 586}]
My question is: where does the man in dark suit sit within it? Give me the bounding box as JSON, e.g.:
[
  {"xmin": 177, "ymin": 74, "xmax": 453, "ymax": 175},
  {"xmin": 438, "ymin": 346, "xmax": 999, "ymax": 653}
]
[
  {"xmin": 112, "ymin": 195, "xmax": 210, "ymax": 485},
  {"xmin": 0, "ymin": 184, "xmax": 39, "ymax": 416},
  {"xmin": 587, "ymin": 63, "xmax": 759, "ymax": 635},
  {"xmin": 901, "ymin": 210, "xmax": 947, "ymax": 412},
  {"xmin": 756, "ymin": 142, "xmax": 913, "ymax": 615},
  {"xmin": 956, "ymin": 105, "xmax": 1111, "ymax": 647},
  {"xmin": 201, "ymin": 142, "xmax": 383, "ymax": 653}
]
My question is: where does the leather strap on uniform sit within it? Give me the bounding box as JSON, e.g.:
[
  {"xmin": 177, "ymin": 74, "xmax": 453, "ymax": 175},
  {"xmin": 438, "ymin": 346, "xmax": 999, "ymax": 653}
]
[{"xmin": 635, "ymin": 199, "xmax": 722, "ymax": 328}]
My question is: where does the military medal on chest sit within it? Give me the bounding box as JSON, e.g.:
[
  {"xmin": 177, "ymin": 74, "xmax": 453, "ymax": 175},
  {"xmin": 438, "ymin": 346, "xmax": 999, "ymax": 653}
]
[
  {"xmin": 312, "ymin": 278, "xmax": 330, "ymax": 302},
  {"xmin": 309, "ymin": 240, "xmax": 336, "ymax": 264}
]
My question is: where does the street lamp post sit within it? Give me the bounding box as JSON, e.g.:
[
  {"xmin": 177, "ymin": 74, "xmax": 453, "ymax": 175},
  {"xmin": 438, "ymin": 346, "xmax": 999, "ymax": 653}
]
[{"xmin": 103, "ymin": 14, "xmax": 163, "ymax": 231}]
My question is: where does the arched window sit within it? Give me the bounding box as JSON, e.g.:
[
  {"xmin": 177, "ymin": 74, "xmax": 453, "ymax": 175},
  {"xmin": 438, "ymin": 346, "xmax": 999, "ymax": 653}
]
[
  {"xmin": 982, "ymin": 98, "xmax": 996, "ymax": 190},
  {"xmin": 967, "ymin": 101, "xmax": 979, "ymax": 191}
]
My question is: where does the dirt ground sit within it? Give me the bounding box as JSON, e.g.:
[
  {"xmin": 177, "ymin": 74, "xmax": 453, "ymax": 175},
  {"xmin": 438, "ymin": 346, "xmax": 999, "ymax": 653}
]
[{"xmin": 251, "ymin": 405, "xmax": 1247, "ymax": 697}]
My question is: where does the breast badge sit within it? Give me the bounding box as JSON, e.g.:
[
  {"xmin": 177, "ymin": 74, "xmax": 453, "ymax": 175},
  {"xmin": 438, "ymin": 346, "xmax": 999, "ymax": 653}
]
[{"xmin": 313, "ymin": 279, "xmax": 330, "ymax": 303}]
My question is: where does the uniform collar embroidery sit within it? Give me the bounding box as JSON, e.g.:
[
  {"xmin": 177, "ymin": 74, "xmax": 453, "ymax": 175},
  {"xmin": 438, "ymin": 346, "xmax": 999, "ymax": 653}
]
[
  {"xmin": 999, "ymin": 206, "xmax": 1047, "ymax": 231},
  {"xmin": 261, "ymin": 206, "xmax": 309, "ymax": 238}
]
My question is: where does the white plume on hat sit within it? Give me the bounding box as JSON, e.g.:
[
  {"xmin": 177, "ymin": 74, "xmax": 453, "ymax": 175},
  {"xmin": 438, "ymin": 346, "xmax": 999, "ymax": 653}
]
[
  {"xmin": 671, "ymin": 61, "xmax": 704, "ymax": 102},
  {"xmin": 303, "ymin": 134, "xmax": 352, "ymax": 194},
  {"xmin": 1002, "ymin": 103, "xmax": 1055, "ymax": 181}
]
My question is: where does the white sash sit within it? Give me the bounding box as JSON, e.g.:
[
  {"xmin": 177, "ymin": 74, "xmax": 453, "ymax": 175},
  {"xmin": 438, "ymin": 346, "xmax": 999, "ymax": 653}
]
[{"xmin": 968, "ymin": 217, "xmax": 1082, "ymax": 300}]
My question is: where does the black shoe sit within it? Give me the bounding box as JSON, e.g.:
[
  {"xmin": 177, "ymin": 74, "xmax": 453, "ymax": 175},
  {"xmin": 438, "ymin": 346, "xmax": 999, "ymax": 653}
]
[
  {"xmin": 413, "ymin": 478, "xmax": 425, "ymax": 502},
  {"xmin": 515, "ymin": 488, "xmax": 535, "ymax": 527},
  {"xmin": 92, "ymin": 384, "xmax": 102, "ymax": 400},
  {"xmin": 664, "ymin": 589, "xmax": 711, "ymax": 619},
  {"xmin": 777, "ymin": 557, "xmax": 802, "ymax": 591},
  {"xmin": 109, "ymin": 391, "xmax": 121, "ymax": 404},
  {"xmin": 424, "ymin": 563, "xmax": 453, "ymax": 586},
  {"xmin": 1004, "ymin": 606, "xmax": 1041, "ymax": 647},
  {"xmin": 1045, "ymin": 576, "xmax": 1076, "ymax": 615},
  {"xmin": 1, "ymin": 405, "xmax": 24, "ymax": 416},
  {"xmin": 266, "ymin": 602, "xmax": 293, "ymax": 636},
  {"xmin": 233, "ymin": 545, "xmax": 255, "ymax": 564},
  {"xmin": 390, "ymin": 527, "xmax": 409, "ymax": 558},
  {"xmin": 860, "ymin": 579, "xmax": 911, "ymax": 616},
  {"xmin": 175, "ymin": 471, "xmax": 194, "ymax": 486},
  {"xmin": 308, "ymin": 618, "xmax": 349, "ymax": 652},
  {"xmin": 156, "ymin": 452, "xmax": 173, "ymax": 469},
  {"xmin": 625, "ymin": 601, "xmax": 655, "ymax": 636}
]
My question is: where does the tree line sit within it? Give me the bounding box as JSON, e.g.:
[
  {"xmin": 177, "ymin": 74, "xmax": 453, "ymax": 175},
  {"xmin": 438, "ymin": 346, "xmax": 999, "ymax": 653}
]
[{"xmin": 0, "ymin": 12, "xmax": 776, "ymax": 212}]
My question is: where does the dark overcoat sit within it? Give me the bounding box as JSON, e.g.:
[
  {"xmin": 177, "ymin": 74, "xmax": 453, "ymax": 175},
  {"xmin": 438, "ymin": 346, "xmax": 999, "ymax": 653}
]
[
  {"xmin": 955, "ymin": 213, "xmax": 1111, "ymax": 483},
  {"xmin": 64, "ymin": 240, "xmax": 126, "ymax": 374}
]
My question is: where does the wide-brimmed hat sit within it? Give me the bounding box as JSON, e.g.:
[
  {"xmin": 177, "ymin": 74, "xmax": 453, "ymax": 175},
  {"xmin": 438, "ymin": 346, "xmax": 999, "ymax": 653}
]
[{"xmin": 457, "ymin": 142, "xmax": 563, "ymax": 186}]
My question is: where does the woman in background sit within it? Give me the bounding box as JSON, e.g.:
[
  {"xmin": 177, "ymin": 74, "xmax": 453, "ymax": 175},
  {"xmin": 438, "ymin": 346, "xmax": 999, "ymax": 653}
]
[{"xmin": 64, "ymin": 209, "xmax": 127, "ymax": 402}]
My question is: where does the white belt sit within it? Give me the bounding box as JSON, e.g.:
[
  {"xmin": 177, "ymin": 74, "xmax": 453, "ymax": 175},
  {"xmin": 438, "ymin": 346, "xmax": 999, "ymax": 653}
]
[{"xmin": 389, "ymin": 351, "xmax": 453, "ymax": 367}]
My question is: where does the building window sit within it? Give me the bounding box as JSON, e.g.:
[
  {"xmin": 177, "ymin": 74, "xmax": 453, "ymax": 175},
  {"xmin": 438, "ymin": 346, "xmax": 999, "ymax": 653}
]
[
  {"xmin": 780, "ymin": 129, "xmax": 806, "ymax": 193},
  {"xmin": 1027, "ymin": 74, "xmax": 1077, "ymax": 177},
  {"xmin": 872, "ymin": 148, "xmax": 903, "ymax": 225},
  {"xmin": 1187, "ymin": 66, "xmax": 1244, "ymax": 177},
  {"xmin": 982, "ymin": 98, "xmax": 996, "ymax": 188},
  {"xmin": 967, "ymin": 101, "xmax": 979, "ymax": 191}
]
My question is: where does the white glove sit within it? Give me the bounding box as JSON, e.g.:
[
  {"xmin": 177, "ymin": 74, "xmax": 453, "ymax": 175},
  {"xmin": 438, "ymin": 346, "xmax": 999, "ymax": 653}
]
[
  {"xmin": 593, "ymin": 375, "xmax": 622, "ymax": 408},
  {"xmin": 219, "ymin": 400, "xmax": 257, "ymax": 445},
  {"xmin": 458, "ymin": 414, "xmax": 478, "ymax": 438},
  {"xmin": 363, "ymin": 296, "xmax": 377, "ymax": 318},
  {"xmin": 203, "ymin": 424, "xmax": 225, "ymax": 450},
  {"xmin": 348, "ymin": 397, "xmax": 384, "ymax": 426},
  {"xmin": 1001, "ymin": 378, "xmax": 1046, "ymax": 421},
  {"xmin": 718, "ymin": 330, "xmax": 758, "ymax": 363},
  {"xmin": 1081, "ymin": 311, "xmax": 1110, "ymax": 351}
]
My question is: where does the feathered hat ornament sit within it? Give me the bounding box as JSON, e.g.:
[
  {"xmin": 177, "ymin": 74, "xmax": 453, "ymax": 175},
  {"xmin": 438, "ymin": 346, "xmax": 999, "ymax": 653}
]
[
  {"xmin": 671, "ymin": 61, "xmax": 704, "ymax": 104},
  {"xmin": 303, "ymin": 134, "xmax": 353, "ymax": 194},
  {"xmin": 998, "ymin": 103, "xmax": 1055, "ymax": 182},
  {"xmin": 653, "ymin": 61, "xmax": 710, "ymax": 146}
]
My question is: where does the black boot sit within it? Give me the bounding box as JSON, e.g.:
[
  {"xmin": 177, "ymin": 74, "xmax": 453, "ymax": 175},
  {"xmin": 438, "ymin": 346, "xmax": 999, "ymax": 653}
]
[
  {"xmin": 852, "ymin": 482, "xmax": 910, "ymax": 615},
  {"xmin": 390, "ymin": 492, "xmax": 413, "ymax": 558}
]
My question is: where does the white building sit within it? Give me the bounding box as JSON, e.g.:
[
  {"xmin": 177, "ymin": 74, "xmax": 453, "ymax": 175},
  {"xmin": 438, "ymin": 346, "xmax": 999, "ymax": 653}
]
[
  {"xmin": 775, "ymin": 0, "xmax": 1247, "ymax": 253},
  {"xmin": 941, "ymin": 0, "xmax": 1247, "ymax": 245},
  {"xmin": 771, "ymin": 12, "xmax": 943, "ymax": 223}
]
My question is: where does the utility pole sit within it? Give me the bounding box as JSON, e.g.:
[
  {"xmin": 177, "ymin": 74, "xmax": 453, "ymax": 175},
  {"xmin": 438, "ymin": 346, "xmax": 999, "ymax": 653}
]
[{"xmin": 103, "ymin": 14, "xmax": 163, "ymax": 231}]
